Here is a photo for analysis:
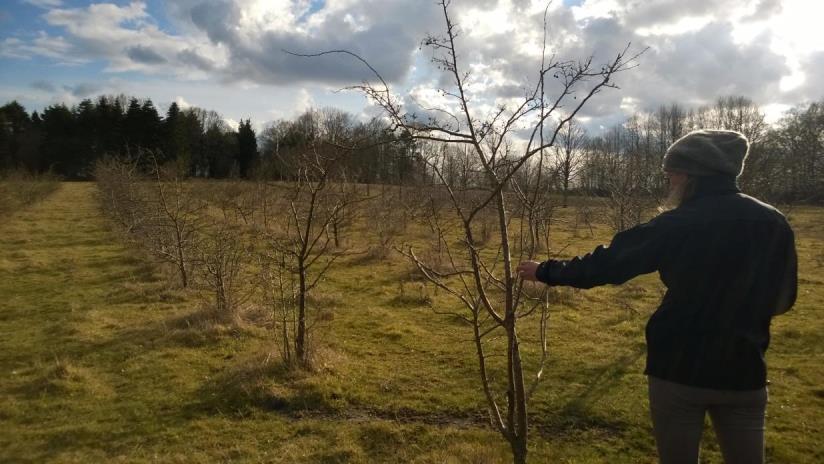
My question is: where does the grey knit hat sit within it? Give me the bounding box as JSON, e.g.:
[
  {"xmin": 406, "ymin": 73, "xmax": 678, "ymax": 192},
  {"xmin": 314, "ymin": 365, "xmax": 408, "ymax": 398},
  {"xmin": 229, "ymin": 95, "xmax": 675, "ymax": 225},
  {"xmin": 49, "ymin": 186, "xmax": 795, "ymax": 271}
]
[{"xmin": 662, "ymin": 129, "xmax": 749, "ymax": 177}]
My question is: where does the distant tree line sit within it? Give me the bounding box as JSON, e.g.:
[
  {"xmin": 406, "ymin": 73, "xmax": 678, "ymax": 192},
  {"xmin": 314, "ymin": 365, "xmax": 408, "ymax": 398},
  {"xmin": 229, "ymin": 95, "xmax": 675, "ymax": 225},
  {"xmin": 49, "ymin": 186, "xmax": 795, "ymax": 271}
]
[
  {"xmin": 256, "ymin": 107, "xmax": 422, "ymax": 185},
  {"xmin": 441, "ymin": 95, "xmax": 823, "ymax": 205},
  {"xmin": 0, "ymin": 96, "xmax": 256, "ymax": 179},
  {"xmin": 0, "ymin": 96, "xmax": 422, "ymax": 183},
  {"xmin": 1, "ymin": 94, "xmax": 822, "ymax": 202},
  {"xmin": 571, "ymin": 96, "xmax": 824, "ymax": 204}
]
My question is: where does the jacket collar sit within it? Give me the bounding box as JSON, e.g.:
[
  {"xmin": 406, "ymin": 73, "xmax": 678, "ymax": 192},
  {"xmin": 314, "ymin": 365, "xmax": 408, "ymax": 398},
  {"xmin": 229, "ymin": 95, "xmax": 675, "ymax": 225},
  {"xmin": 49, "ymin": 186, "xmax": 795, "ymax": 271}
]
[{"xmin": 685, "ymin": 175, "xmax": 741, "ymax": 204}]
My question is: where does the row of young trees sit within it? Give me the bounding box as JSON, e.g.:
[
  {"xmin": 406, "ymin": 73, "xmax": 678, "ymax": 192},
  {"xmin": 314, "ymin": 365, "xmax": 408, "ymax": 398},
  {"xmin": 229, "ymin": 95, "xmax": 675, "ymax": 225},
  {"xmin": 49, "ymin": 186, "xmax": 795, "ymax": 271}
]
[
  {"xmin": 0, "ymin": 169, "xmax": 59, "ymax": 217},
  {"xmin": 93, "ymin": 136, "xmax": 389, "ymax": 366}
]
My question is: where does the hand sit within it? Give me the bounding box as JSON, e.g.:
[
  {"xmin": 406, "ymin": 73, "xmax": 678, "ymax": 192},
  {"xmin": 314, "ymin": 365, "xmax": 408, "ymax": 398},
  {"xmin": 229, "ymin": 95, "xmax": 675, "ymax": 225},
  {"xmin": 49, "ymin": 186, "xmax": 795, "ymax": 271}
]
[{"xmin": 516, "ymin": 260, "xmax": 542, "ymax": 282}]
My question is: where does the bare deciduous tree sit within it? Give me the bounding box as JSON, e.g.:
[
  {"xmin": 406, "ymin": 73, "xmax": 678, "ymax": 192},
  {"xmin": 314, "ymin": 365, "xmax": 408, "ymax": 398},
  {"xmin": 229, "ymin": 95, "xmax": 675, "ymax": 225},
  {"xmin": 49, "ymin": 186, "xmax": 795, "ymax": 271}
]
[
  {"xmin": 295, "ymin": 2, "xmax": 643, "ymax": 461},
  {"xmin": 195, "ymin": 223, "xmax": 253, "ymax": 320},
  {"xmin": 94, "ymin": 156, "xmax": 150, "ymax": 234},
  {"xmin": 554, "ymin": 119, "xmax": 586, "ymax": 207},
  {"xmin": 143, "ymin": 161, "xmax": 206, "ymax": 288},
  {"xmin": 259, "ymin": 146, "xmax": 361, "ymax": 366}
]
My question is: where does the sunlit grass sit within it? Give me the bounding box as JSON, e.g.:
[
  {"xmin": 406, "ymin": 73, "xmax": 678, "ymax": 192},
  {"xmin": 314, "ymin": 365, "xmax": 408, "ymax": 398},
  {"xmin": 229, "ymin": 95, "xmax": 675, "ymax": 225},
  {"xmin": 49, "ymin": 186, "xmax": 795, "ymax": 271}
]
[{"xmin": 0, "ymin": 182, "xmax": 821, "ymax": 463}]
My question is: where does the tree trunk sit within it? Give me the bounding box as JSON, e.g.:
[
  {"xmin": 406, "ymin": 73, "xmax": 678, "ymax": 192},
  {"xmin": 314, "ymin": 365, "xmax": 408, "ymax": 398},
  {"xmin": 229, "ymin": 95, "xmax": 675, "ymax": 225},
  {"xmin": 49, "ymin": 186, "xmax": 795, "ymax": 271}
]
[
  {"xmin": 178, "ymin": 260, "xmax": 188, "ymax": 288},
  {"xmin": 296, "ymin": 261, "xmax": 307, "ymax": 363},
  {"xmin": 495, "ymin": 186, "xmax": 530, "ymax": 464},
  {"xmin": 511, "ymin": 439, "xmax": 528, "ymax": 464},
  {"xmin": 509, "ymin": 325, "xmax": 528, "ymax": 464},
  {"xmin": 175, "ymin": 224, "xmax": 188, "ymax": 288}
]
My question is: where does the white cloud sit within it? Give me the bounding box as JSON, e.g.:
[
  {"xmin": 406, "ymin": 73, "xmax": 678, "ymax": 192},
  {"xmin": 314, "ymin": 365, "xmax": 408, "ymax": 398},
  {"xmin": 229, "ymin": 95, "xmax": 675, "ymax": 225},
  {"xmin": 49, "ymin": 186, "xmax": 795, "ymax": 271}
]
[
  {"xmin": 3, "ymin": 0, "xmax": 822, "ymax": 133},
  {"xmin": 223, "ymin": 117, "xmax": 239, "ymax": 131},
  {"xmin": 22, "ymin": 0, "xmax": 63, "ymax": 8},
  {"xmin": 293, "ymin": 88, "xmax": 314, "ymax": 115},
  {"xmin": 7, "ymin": 2, "xmax": 225, "ymax": 75},
  {"xmin": 761, "ymin": 102, "xmax": 791, "ymax": 124},
  {"xmin": 0, "ymin": 33, "xmax": 84, "ymax": 63},
  {"xmin": 635, "ymin": 16, "xmax": 713, "ymax": 37},
  {"xmin": 174, "ymin": 96, "xmax": 192, "ymax": 109},
  {"xmin": 571, "ymin": 0, "xmax": 621, "ymax": 21}
]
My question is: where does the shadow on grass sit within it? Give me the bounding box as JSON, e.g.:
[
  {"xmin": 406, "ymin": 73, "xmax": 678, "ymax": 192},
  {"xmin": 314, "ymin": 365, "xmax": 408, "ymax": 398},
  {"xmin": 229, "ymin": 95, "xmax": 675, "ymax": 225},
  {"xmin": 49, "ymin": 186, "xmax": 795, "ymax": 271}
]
[
  {"xmin": 182, "ymin": 348, "xmax": 635, "ymax": 446},
  {"xmin": 182, "ymin": 352, "xmax": 350, "ymax": 419},
  {"xmin": 527, "ymin": 343, "xmax": 647, "ymax": 440},
  {"xmin": 561, "ymin": 343, "xmax": 645, "ymax": 413}
]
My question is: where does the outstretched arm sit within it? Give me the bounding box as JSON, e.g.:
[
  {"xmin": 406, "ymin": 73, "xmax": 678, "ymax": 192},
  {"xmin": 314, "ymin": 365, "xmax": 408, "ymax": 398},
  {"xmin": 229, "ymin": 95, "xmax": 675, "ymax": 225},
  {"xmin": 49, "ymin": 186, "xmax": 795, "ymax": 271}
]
[{"xmin": 518, "ymin": 219, "xmax": 666, "ymax": 289}]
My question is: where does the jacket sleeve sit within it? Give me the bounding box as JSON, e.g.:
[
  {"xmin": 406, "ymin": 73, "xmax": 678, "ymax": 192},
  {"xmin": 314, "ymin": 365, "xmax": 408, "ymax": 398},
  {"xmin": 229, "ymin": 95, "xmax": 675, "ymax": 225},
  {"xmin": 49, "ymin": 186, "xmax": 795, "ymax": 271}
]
[
  {"xmin": 535, "ymin": 218, "xmax": 666, "ymax": 289},
  {"xmin": 774, "ymin": 227, "xmax": 797, "ymax": 315}
]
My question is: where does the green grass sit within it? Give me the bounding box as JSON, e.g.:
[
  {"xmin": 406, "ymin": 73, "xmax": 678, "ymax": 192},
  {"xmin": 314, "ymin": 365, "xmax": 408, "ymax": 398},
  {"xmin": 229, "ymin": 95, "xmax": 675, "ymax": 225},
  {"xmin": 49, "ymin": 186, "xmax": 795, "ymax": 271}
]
[
  {"xmin": 0, "ymin": 171, "xmax": 59, "ymax": 217},
  {"xmin": 0, "ymin": 182, "xmax": 822, "ymax": 463}
]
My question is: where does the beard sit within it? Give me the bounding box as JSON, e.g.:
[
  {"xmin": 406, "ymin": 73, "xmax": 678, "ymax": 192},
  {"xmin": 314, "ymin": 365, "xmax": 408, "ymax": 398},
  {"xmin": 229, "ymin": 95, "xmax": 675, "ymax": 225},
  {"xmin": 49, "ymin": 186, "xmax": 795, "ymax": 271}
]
[
  {"xmin": 659, "ymin": 179, "xmax": 691, "ymax": 212},
  {"xmin": 667, "ymin": 182, "xmax": 688, "ymax": 206}
]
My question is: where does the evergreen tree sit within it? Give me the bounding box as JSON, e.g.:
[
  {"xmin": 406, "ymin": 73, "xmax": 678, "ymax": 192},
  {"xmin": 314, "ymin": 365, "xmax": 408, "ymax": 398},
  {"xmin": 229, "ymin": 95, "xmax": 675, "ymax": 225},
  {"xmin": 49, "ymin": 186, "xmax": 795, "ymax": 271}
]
[
  {"xmin": 0, "ymin": 101, "xmax": 31, "ymax": 167},
  {"xmin": 161, "ymin": 101, "xmax": 185, "ymax": 165},
  {"xmin": 74, "ymin": 98, "xmax": 98, "ymax": 168},
  {"xmin": 95, "ymin": 95, "xmax": 124, "ymax": 156},
  {"xmin": 204, "ymin": 124, "xmax": 237, "ymax": 178},
  {"xmin": 0, "ymin": 112, "xmax": 10, "ymax": 170},
  {"xmin": 40, "ymin": 104, "xmax": 81, "ymax": 177},
  {"xmin": 236, "ymin": 119, "xmax": 257, "ymax": 178},
  {"xmin": 124, "ymin": 97, "xmax": 143, "ymax": 156},
  {"xmin": 140, "ymin": 99, "xmax": 162, "ymax": 153}
]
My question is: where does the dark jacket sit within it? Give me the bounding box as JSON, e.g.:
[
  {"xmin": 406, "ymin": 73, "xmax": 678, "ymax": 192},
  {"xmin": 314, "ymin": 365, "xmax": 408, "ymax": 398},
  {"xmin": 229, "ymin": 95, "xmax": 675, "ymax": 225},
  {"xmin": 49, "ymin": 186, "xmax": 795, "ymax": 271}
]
[{"xmin": 536, "ymin": 176, "xmax": 797, "ymax": 390}]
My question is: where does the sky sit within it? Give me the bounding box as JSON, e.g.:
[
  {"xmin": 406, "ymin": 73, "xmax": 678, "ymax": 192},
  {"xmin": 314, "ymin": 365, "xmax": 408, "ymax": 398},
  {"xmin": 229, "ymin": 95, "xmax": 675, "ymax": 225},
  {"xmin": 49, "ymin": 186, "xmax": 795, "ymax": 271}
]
[{"xmin": 1, "ymin": 0, "xmax": 823, "ymax": 133}]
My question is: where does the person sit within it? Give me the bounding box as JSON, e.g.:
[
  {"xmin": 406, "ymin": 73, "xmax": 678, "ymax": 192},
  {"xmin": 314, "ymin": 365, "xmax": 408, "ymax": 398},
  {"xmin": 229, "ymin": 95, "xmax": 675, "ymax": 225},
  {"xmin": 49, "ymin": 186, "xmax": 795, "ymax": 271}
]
[{"xmin": 517, "ymin": 129, "xmax": 797, "ymax": 464}]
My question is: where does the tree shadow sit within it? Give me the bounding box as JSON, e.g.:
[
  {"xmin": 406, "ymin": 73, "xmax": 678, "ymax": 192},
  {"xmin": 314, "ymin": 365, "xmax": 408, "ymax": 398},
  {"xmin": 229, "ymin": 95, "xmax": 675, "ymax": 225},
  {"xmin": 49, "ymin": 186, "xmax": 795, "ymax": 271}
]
[
  {"xmin": 180, "ymin": 351, "xmax": 349, "ymax": 420},
  {"xmin": 530, "ymin": 343, "xmax": 646, "ymax": 439},
  {"xmin": 561, "ymin": 344, "xmax": 645, "ymax": 413}
]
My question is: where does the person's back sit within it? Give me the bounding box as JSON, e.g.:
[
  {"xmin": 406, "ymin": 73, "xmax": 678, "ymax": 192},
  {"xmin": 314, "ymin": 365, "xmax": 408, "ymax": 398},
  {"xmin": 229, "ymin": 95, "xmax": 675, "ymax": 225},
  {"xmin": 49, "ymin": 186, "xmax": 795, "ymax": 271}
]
[{"xmin": 646, "ymin": 183, "xmax": 797, "ymax": 391}]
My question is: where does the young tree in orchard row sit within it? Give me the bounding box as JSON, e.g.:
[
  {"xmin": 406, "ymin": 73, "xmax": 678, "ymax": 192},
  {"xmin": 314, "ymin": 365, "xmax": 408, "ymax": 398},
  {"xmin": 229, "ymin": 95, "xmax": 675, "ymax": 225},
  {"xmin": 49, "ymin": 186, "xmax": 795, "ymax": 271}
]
[
  {"xmin": 95, "ymin": 156, "xmax": 206, "ymax": 288},
  {"xmin": 296, "ymin": 2, "xmax": 643, "ymax": 462},
  {"xmin": 259, "ymin": 144, "xmax": 363, "ymax": 366}
]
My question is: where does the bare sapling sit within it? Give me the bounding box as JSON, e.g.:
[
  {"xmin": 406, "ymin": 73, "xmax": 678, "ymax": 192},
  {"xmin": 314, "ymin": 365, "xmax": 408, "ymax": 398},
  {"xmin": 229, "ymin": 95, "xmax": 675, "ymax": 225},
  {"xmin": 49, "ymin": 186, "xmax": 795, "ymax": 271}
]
[
  {"xmin": 195, "ymin": 222, "xmax": 254, "ymax": 321},
  {"xmin": 572, "ymin": 198, "xmax": 596, "ymax": 237},
  {"xmin": 295, "ymin": 1, "xmax": 643, "ymax": 461},
  {"xmin": 94, "ymin": 156, "xmax": 151, "ymax": 235},
  {"xmin": 367, "ymin": 185, "xmax": 407, "ymax": 260},
  {"xmin": 212, "ymin": 180, "xmax": 260, "ymax": 226},
  {"xmin": 142, "ymin": 159, "xmax": 207, "ymax": 288},
  {"xmin": 259, "ymin": 248, "xmax": 297, "ymax": 364},
  {"xmin": 259, "ymin": 145, "xmax": 362, "ymax": 366},
  {"xmin": 327, "ymin": 174, "xmax": 359, "ymax": 249}
]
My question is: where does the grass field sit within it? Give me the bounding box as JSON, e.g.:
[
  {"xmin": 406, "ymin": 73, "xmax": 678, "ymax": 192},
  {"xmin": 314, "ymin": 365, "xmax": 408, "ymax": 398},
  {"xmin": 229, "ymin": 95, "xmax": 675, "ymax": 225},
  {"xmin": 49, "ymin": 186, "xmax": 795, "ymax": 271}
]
[{"xmin": 1, "ymin": 182, "xmax": 822, "ymax": 463}]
